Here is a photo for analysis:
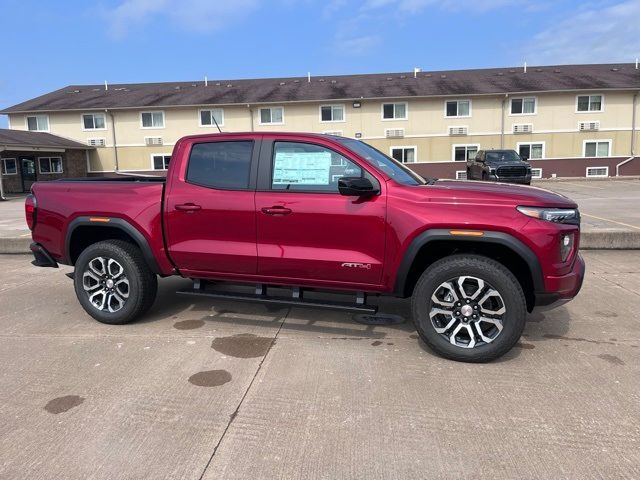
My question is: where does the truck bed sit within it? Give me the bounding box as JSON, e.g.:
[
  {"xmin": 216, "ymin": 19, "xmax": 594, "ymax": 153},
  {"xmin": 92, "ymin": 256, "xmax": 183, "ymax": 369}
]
[{"xmin": 31, "ymin": 179, "xmax": 169, "ymax": 271}]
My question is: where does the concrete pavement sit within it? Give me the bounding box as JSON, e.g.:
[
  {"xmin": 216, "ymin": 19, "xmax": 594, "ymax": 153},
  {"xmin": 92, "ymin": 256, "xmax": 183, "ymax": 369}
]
[{"xmin": 0, "ymin": 251, "xmax": 639, "ymax": 479}]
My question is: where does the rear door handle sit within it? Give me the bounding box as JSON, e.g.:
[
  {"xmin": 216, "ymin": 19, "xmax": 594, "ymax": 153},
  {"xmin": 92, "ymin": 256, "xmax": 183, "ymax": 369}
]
[
  {"xmin": 261, "ymin": 206, "xmax": 292, "ymax": 216},
  {"xmin": 175, "ymin": 203, "xmax": 201, "ymax": 212}
]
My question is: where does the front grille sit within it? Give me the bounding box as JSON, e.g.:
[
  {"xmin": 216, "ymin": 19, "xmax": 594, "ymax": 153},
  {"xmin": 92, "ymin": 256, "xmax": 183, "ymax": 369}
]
[{"xmin": 497, "ymin": 166, "xmax": 527, "ymax": 178}]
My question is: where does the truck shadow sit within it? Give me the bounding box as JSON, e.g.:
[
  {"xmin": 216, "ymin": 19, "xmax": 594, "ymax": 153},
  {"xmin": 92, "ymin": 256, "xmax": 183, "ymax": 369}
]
[{"xmin": 140, "ymin": 277, "xmax": 415, "ymax": 339}]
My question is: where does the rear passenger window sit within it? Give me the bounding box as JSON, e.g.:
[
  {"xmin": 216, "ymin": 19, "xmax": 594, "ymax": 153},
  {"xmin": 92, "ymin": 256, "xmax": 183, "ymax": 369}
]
[
  {"xmin": 271, "ymin": 141, "xmax": 363, "ymax": 192},
  {"xmin": 187, "ymin": 141, "xmax": 253, "ymax": 189}
]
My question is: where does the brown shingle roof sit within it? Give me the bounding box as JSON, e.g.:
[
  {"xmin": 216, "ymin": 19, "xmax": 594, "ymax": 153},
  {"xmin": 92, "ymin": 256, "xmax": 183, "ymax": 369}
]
[
  {"xmin": 2, "ymin": 63, "xmax": 639, "ymax": 113},
  {"xmin": 0, "ymin": 129, "xmax": 92, "ymax": 149}
]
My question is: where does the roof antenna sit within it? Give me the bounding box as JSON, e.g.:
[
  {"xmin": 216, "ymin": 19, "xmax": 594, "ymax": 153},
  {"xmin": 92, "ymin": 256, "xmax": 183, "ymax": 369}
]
[
  {"xmin": 524, "ymin": 61, "xmax": 527, "ymax": 73},
  {"xmin": 104, "ymin": 80, "xmax": 108, "ymax": 91},
  {"xmin": 307, "ymin": 72, "xmax": 311, "ymax": 83},
  {"xmin": 211, "ymin": 110, "xmax": 222, "ymax": 133},
  {"xmin": 204, "ymin": 75, "xmax": 208, "ymax": 87}
]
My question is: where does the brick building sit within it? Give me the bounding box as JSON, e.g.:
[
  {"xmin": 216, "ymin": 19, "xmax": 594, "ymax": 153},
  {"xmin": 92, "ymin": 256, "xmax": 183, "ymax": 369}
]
[{"xmin": 0, "ymin": 129, "xmax": 92, "ymax": 193}]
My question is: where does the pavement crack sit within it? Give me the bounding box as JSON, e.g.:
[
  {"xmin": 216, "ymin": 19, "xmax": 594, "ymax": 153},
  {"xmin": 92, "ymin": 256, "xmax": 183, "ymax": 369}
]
[
  {"xmin": 197, "ymin": 307, "xmax": 290, "ymax": 480},
  {"xmin": 598, "ymin": 275, "xmax": 640, "ymax": 298}
]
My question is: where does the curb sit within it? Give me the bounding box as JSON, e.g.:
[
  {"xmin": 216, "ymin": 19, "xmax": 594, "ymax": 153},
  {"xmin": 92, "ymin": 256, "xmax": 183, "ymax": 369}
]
[
  {"xmin": 580, "ymin": 231, "xmax": 640, "ymax": 250},
  {"xmin": 0, "ymin": 237, "xmax": 32, "ymax": 254},
  {"xmin": 1, "ymin": 231, "xmax": 639, "ymax": 255}
]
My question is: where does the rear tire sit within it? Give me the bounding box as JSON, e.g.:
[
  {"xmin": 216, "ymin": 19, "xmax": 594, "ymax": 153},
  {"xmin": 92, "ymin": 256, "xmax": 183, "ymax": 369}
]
[
  {"xmin": 411, "ymin": 254, "xmax": 526, "ymax": 363},
  {"xmin": 74, "ymin": 240, "xmax": 157, "ymax": 325}
]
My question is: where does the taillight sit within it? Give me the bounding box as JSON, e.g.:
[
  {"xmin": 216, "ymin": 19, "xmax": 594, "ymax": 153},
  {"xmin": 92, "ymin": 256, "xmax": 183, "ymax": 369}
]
[{"xmin": 25, "ymin": 194, "xmax": 37, "ymax": 230}]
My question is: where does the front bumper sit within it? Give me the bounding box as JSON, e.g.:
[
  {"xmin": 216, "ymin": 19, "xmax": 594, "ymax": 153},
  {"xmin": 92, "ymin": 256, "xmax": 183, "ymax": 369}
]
[
  {"xmin": 533, "ymin": 253, "xmax": 585, "ymax": 310},
  {"xmin": 488, "ymin": 174, "xmax": 532, "ymax": 184},
  {"xmin": 30, "ymin": 242, "xmax": 58, "ymax": 268}
]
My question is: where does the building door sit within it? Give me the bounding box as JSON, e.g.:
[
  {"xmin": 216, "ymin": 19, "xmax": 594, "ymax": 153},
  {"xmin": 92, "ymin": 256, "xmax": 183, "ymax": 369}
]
[{"xmin": 20, "ymin": 157, "xmax": 37, "ymax": 192}]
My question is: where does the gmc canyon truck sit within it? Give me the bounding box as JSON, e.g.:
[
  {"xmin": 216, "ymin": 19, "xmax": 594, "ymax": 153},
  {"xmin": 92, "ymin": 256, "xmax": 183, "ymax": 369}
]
[{"xmin": 26, "ymin": 132, "xmax": 584, "ymax": 362}]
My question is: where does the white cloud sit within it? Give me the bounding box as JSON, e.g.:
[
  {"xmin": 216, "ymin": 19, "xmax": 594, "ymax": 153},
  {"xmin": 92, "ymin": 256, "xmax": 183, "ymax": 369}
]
[
  {"xmin": 337, "ymin": 34, "xmax": 382, "ymax": 54},
  {"xmin": 523, "ymin": 1, "xmax": 640, "ymax": 64},
  {"xmin": 107, "ymin": 0, "xmax": 260, "ymax": 38},
  {"xmin": 361, "ymin": 0, "xmax": 523, "ymax": 13}
]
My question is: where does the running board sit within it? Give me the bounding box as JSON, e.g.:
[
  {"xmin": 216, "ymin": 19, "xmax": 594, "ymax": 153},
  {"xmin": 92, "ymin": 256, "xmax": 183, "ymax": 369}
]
[{"xmin": 176, "ymin": 284, "xmax": 378, "ymax": 314}]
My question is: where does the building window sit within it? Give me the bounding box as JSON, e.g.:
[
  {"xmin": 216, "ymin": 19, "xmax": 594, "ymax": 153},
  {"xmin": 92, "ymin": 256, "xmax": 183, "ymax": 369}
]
[
  {"xmin": 577, "ymin": 95, "xmax": 603, "ymax": 112},
  {"xmin": 320, "ymin": 105, "xmax": 345, "ymax": 122},
  {"xmin": 584, "ymin": 140, "xmax": 611, "ymax": 157},
  {"xmin": 453, "ymin": 145, "xmax": 478, "ymax": 161},
  {"xmin": 518, "ymin": 142, "xmax": 544, "ymax": 160},
  {"xmin": 511, "ymin": 97, "xmax": 536, "ymax": 115},
  {"xmin": 82, "ymin": 113, "xmax": 106, "ymax": 130},
  {"xmin": 445, "ymin": 100, "xmax": 471, "ymax": 118},
  {"xmin": 38, "ymin": 157, "xmax": 63, "ymax": 174},
  {"xmin": 1, "ymin": 158, "xmax": 17, "ymax": 175},
  {"xmin": 259, "ymin": 107, "xmax": 284, "ymax": 125},
  {"xmin": 382, "ymin": 103, "xmax": 407, "ymax": 120},
  {"xmin": 140, "ymin": 111, "xmax": 165, "ymax": 128},
  {"xmin": 152, "ymin": 154, "xmax": 171, "ymax": 171},
  {"xmin": 390, "ymin": 146, "xmax": 416, "ymax": 163},
  {"xmin": 199, "ymin": 109, "xmax": 224, "ymax": 127},
  {"xmin": 26, "ymin": 114, "xmax": 49, "ymax": 132}
]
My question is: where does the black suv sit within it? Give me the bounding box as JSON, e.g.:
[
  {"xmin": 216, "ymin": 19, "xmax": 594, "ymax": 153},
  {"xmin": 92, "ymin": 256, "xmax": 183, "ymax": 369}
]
[{"xmin": 467, "ymin": 149, "xmax": 532, "ymax": 185}]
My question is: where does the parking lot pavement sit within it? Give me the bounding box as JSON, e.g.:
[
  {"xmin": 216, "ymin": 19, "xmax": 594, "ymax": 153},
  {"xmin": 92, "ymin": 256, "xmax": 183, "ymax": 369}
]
[
  {"xmin": 0, "ymin": 195, "xmax": 29, "ymax": 239},
  {"xmin": 538, "ymin": 178, "xmax": 640, "ymax": 233},
  {"xmin": 1, "ymin": 251, "xmax": 639, "ymax": 479}
]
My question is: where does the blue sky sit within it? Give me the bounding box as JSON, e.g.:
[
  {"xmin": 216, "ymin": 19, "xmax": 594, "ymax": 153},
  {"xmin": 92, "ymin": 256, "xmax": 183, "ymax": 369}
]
[{"xmin": 1, "ymin": 0, "xmax": 639, "ymax": 128}]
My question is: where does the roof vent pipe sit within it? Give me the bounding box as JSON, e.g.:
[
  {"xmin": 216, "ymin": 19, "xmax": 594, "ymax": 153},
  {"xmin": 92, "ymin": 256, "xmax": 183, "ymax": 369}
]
[
  {"xmin": 104, "ymin": 80, "xmax": 108, "ymax": 91},
  {"xmin": 636, "ymin": 58, "xmax": 639, "ymax": 69},
  {"xmin": 307, "ymin": 72, "xmax": 311, "ymax": 83},
  {"xmin": 205, "ymin": 76, "xmax": 208, "ymax": 87},
  {"xmin": 524, "ymin": 62, "xmax": 527, "ymax": 73},
  {"xmin": 413, "ymin": 67, "xmax": 421, "ymax": 78}
]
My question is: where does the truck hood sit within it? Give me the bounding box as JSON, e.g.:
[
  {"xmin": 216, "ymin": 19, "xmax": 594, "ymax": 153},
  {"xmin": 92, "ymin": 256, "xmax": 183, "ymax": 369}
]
[{"xmin": 421, "ymin": 180, "xmax": 578, "ymax": 208}]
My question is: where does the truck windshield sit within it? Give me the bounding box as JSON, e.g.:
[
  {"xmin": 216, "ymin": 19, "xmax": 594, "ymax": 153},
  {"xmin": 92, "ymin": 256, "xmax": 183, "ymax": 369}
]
[
  {"xmin": 334, "ymin": 137, "xmax": 427, "ymax": 185},
  {"xmin": 485, "ymin": 151, "xmax": 522, "ymax": 162}
]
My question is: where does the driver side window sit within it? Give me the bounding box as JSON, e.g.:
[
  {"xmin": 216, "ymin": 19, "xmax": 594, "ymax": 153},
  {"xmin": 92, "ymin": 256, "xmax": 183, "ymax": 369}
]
[{"xmin": 271, "ymin": 141, "xmax": 363, "ymax": 192}]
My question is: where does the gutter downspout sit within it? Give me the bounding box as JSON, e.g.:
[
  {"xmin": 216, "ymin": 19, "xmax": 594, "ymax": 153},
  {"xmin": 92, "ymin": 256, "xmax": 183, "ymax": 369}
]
[
  {"xmin": 616, "ymin": 91, "xmax": 638, "ymax": 176},
  {"xmin": 107, "ymin": 110, "xmax": 119, "ymax": 172},
  {"xmin": 500, "ymin": 94, "xmax": 508, "ymax": 149},
  {"xmin": 247, "ymin": 104, "xmax": 254, "ymax": 131}
]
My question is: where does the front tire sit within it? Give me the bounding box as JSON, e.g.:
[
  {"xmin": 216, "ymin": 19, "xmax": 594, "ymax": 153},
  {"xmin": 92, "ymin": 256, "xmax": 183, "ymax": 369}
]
[
  {"xmin": 411, "ymin": 255, "xmax": 526, "ymax": 362},
  {"xmin": 74, "ymin": 240, "xmax": 158, "ymax": 325}
]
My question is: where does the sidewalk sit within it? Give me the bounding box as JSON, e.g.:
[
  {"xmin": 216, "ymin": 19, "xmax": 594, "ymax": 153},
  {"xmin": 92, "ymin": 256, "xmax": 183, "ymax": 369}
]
[{"xmin": 1, "ymin": 179, "xmax": 639, "ymax": 253}]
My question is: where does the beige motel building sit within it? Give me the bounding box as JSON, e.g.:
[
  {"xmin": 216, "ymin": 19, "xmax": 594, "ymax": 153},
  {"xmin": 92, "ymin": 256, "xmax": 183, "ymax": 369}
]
[{"xmin": 1, "ymin": 62, "xmax": 639, "ymax": 192}]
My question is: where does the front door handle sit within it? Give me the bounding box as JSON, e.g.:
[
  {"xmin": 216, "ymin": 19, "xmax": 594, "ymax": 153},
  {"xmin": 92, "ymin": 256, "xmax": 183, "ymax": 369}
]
[
  {"xmin": 261, "ymin": 206, "xmax": 292, "ymax": 216},
  {"xmin": 175, "ymin": 203, "xmax": 202, "ymax": 212}
]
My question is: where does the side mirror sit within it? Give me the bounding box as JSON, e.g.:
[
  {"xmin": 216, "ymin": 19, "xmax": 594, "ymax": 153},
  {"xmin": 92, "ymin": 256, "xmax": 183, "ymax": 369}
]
[
  {"xmin": 520, "ymin": 154, "xmax": 529, "ymax": 161},
  {"xmin": 338, "ymin": 177, "xmax": 379, "ymax": 197}
]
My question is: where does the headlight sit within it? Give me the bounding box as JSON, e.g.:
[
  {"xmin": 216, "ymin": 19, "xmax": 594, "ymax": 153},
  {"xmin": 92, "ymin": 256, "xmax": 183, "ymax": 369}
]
[{"xmin": 516, "ymin": 206, "xmax": 580, "ymax": 225}]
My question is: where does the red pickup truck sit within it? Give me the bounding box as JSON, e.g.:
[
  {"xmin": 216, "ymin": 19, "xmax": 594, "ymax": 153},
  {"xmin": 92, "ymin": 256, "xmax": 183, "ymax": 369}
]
[{"xmin": 26, "ymin": 132, "xmax": 584, "ymax": 362}]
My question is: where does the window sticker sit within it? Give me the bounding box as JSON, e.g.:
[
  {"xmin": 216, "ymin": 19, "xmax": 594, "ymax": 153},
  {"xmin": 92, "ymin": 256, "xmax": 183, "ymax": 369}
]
[{"xmin": 273, "ymin": 151, "xmax": 332, "ymax": 185}]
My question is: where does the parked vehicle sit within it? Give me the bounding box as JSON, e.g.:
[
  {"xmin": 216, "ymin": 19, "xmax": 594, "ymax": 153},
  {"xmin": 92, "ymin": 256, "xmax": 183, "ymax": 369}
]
[
  {"xmin": 26, "ymin": 133, "xmax": 584, "ymax": 362},
  {"xmin": 467, "ymin": 149, "xmax": 533, "ymax": 185}
]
